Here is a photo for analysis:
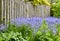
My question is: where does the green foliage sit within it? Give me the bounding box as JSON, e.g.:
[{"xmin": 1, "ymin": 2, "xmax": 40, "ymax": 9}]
[
  {"xmin": 0, "ymin": 21, "xmax": 60, "ymax": 41},
  {"xmin": 51, "ymin": 0, "xmax": 60, "ymax": 18},
  {"xmin": 56, "ymin": 24, "xmax": 60, "ymax": 36},
  {"xmin": 55, "ymin": 0, "xmax": 60, "ymax": 3},
  {"xmin": 0, "ymin": 24, "xmax": 33, "ymax": 41},
  {"xmin": 33, "ymin": 20, "xmax": 54, "ymax": 41},
  {"xmin": 0, "ymin": 32, "xmax": 27, "ymax": 41},
  {"xmin": 25, "ymin": 0, "xmax": 50, "ymax": 6}
]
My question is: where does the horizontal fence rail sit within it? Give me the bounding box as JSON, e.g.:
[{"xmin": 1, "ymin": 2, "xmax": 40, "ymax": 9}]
[{"xmin": 0, "ymin": 0, "xmax": 50, "ymax": 25}]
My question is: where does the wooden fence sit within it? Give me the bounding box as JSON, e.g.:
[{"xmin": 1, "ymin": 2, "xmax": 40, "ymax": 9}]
[{"xmin": 0, "ymin": 0, "xmax": 50, "ymax": 25}]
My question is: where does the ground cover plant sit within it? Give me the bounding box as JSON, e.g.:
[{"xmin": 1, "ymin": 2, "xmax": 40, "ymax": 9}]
[
  {"xmin": 11, "ymin": 17, "xmax": 60, "ymax": 29},
  {"xmin": 51, "ymin": 0, "xmax": 60, "ymax": 18},
  {"xmin": 0, "ymin": 17, "xmax": 60, "ymax": 41}
]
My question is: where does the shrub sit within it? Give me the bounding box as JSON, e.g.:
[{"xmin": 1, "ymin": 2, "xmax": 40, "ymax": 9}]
[{"xmin": 51, "ymin": 1, "xmax": 60, "ymax": 18}]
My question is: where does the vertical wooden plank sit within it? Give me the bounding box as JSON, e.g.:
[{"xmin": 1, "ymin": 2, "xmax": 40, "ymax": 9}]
[
  {"xmin": 11, "ymin": 0, "xmax": 14, "ymax": 19},
  {"xmin": 16, "ymin": 2, "xmax": 17, "ymax": 18},
  {"xmin": 15, "ymin": 0, "xmax": 17, "ymax": 18},
  {"xmin": 1, "ymin": 0, "xmax": 3, "ymax": 24},
  {"xmin": 3, "ymin": 0, "xmax": 5, "ymax": 24},
  {"xmin": 10, "ymin": 0, "xmax": 12, "ymax": 22},
  {"xmin": 17, "ymin": 2, "xmax": 20, "ymax": 18},
  {"xmin": 14, "ymin": 0, "xmax": 15, "ymax": 18},
  {"xmin": 47, "ymin": 6, "xmax": 50, "ymax": 16},
  {"xmin": 36, "ymin": 5, "xmax": 42, "ymax": 17},
  {"xmin": 29, "ymin": 3, "xmax": 34, "ymax": 17},
  {"xmin": 29, "ymin": 2, "xmax": 35, "ymax": 17},
  {"xmin": 13, "ymin": 0, "xmax": 15, "ymax": 19},
  {"xmin": 35, "ymin": 6, "xmax": 38, "ymax": 17},
  {"xmin": 27, "ymin": 2, "xmax": 32, "ymax": 17},
  {"xmin": 20, "ymin": 0, "xmax": 24, "ymax": 17},
  {"xmin": 18, "ymin": 1, "xmax": 20, "ymax": 18},
  {"xmin": 2, "ymin": 0, "xmax": 5, "ymax": 24},
  {"xmin": 22, "ymin": 0, "xmax": 24, "ymax": 17},
  {"xmin": 26, "ymin": 2, "xmax": 29, "ymax": 18},
  {"xmin": 23, "ymin": 1, "xmax": 27, "ymax": 17},
  {"xmin": 44, "ymin": 5, "xmax": 48, "ymax": 17},
  {"xmin": 17, "ymin": 3, "xmax": 18, "ymax": 18},
  {"xmin": 4, "ymin": 0, "xmax": 7, "ymax": 25},
  {"xmin": 0, "ymin": 0, "xmax": 2, "ymax": 24},
  {"xmin": 19, "ymin": 1, "xmax": 21, "ymax": 17},
  {"xmin": 7, "ymin": 0, "xmax": 9, "ymax": 25},
  {"xmin": 15, "ymin": 1, "xmax": 16, "ymax": 18},
  {"xmin": 44, "ymin": 6, "xmax": 50, "ymax": 17},
  {"xmin": 41, "ymin": 5, "xmax": 45, "ymax": 18},
  {"xmin": 11, "ymin": 0, "xmax": 12, "ymax": 20},
  {"xmin": 26, "ymin": 2, "xmax": 35, "ymax": 17},
  {"xmin": 15, "ymin": 2, "xmax": 17, "ymax": 18}
]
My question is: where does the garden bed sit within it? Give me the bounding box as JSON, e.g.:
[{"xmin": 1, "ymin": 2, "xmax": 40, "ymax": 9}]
[{"xmin": 0, "ymin": 17, "xmax": 60, "ymax": 41}]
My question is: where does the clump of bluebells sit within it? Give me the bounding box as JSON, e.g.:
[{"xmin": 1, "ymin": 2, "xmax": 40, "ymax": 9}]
[
  {"xmin": 0, "ymin": 20, "xmax": 60, "ymax": 41},
  {"xmin": 10, "ymin": 17, "xmax": 60, "ymax": 31},
  {"xmin": 0, "ymin": 17, "xmax": 60, "ymax": 41},
  {"xmin": 0, "ymin": 17, "xmax": 60, "ymax": 32}
]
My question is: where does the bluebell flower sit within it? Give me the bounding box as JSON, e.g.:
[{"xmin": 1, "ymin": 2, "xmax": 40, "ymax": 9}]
[
  {"xmin": 0, "ymin": 24, "xmax": 6, "ymax": 30},
  {"xmin": 10, "ymin": 17, "xmax": 60, "ymax": 33}
]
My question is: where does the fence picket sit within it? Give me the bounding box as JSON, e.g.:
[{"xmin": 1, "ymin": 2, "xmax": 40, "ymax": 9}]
[{"xmin": 1, "ymin": 0, "xmax": 50, "ymax": 25}]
